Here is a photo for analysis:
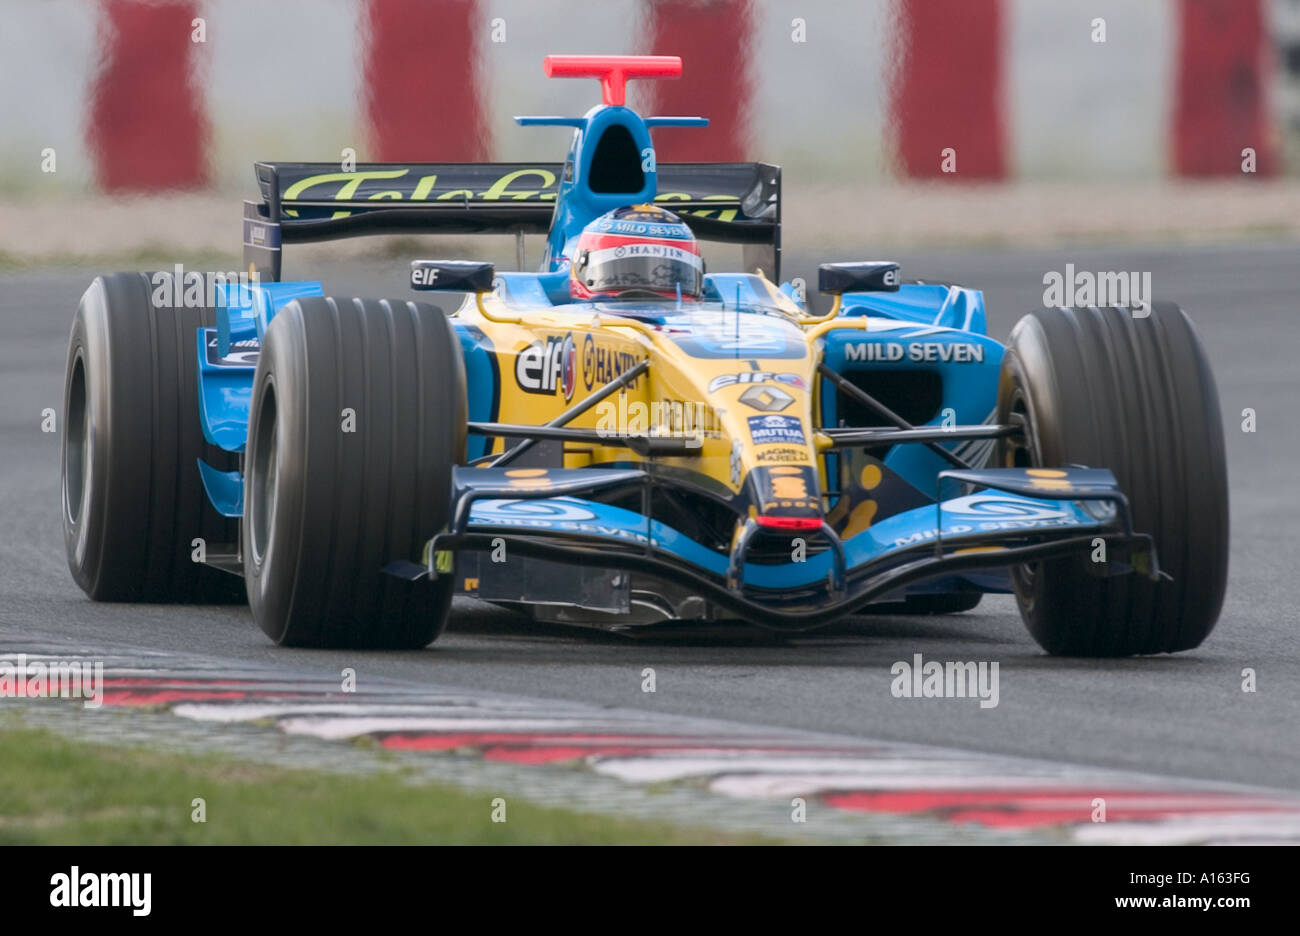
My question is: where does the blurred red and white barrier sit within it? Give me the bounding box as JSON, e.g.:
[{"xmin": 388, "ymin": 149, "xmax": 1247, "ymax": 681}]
[
  {"xmin": 88, "ymin": 0, "xmax": 209, "ymax": 190},
  {"xmin": 891, "ymin": 0, "xmax": 1006, "ymax": 179},
  {"xmin": 363, "ymin": 0, "xmax": 491, "ymax": 161},
  {"xmin": 641, "ymin": 0, "xmax": 754, "ymax": 162},
  {"xmin": 2, "ymin": 0, "xmax": 1285, "ymax": 192},
  {"xmin": 1173, "ymin": 0, "xmax": 1278, "ymax": 176}
]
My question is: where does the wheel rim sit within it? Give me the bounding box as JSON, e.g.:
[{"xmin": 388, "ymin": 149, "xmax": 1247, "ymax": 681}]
[
  {"xmin": 249, "ymin": 383, "xmax": 278, "ymax": 564},
  {"xmin": 1003, "ymin": 387, "xmax": 1040, "ymax": 598},
  {"xmin": 1002, "ymin": 389, "xmax": 1033, "ymax": 470},
  {"xmin": 63, "ymin": 354, "xmax": 89, "ymax": 526}
]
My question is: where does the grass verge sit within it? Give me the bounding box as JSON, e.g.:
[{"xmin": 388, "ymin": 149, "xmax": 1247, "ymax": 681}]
[{"xmin": 0, "ymin": 726, "xmax": 769, "ymax": 845}]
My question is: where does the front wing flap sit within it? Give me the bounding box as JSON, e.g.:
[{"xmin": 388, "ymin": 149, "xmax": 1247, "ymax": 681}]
[{"xmin": 410, "ymin": 466, "xmax": 1158, "ymax": 627}]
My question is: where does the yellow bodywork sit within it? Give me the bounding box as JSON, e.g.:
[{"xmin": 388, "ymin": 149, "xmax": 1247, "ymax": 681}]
[{"xmin": 457, "ymin": 285, "xmax": 830, "ymax": 517}]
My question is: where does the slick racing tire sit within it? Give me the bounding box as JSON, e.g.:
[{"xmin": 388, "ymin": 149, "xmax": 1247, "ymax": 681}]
[
  {"xmin": 243, "ymin": 297, "xmax": 466, "ymax": 648},
  {"xmin": 996, "ymin": 303, "xmax": 1228, "ymax": 656},
  {"xmin": 62, "ymin": 272, "xmax": 243, "ymax": 602}
]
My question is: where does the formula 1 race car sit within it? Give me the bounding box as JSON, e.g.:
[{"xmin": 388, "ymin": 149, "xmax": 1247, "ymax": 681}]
[{"xmin": 61, "ymin": 55, "xmax": 1228, "ymax": 656}]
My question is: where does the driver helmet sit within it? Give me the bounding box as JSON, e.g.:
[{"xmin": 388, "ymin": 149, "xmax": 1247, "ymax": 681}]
[{"xmin": 569, "ymin": 204, "xmax": 703, "ymax": 300}]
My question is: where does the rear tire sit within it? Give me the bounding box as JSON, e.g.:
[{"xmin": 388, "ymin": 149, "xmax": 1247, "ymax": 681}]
[
  {"xmin": 62, "ymin": 273, "xmax": 242, "ymax": 602},
  {"xmin": 242, "ymin": 297, "xmax": 465, "ymax": 648},
  {"xmin": 996, "ymin": 303, "xmax": 1228, "ymax": 656}
]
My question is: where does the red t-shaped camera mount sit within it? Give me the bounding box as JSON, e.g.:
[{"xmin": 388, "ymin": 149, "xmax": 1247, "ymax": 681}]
[{"xmin": 542, "ymin": 54, "xmax": 683, "ymax": 107}]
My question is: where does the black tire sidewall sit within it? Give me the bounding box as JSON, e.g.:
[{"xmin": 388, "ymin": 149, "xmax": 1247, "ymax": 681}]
[
  {"xmin": 63, "ymin": 272, "xmax": 243, "ymax": 603},
  {"xmin": 998, "ymin": 304, "xmax": 1229, "ymax": 655},
  {"xmin": 63, "ymin": 282, "xmax": 116, "ymax": 596},
  {"xmin": 243, "ymin": 298, "xmax": 463, "ymax": 648},
  {"xmin": 243, "ymin": 309, "xmax": 309, "ymax": 643}
]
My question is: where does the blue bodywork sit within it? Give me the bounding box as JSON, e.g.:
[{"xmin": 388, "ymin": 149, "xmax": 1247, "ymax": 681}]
[
  {"xmin": 195, "ymin": 76, "xmax": 1136, "ymax": 617},
  {"xmin": 198, "ymin": 268, "xmax": 1099, "ymax": 601}
]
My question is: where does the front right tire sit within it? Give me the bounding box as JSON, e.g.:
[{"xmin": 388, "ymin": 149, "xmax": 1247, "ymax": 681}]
[
  {"xmin": 997, "ymin": 303, "xmax": 1229, "ymax": 656},
  {"xmin": 63, "ymin": 272, "xmax": 242, "ymax": 602},
  {"xmin": 243, "ymin": 296, "xmax": 466, "ymax": 648}
]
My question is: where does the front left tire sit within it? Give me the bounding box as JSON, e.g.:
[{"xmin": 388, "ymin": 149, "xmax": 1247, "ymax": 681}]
[{"xmin": 242, "ymin": 296, "xmax": 466, "ymax": 648}]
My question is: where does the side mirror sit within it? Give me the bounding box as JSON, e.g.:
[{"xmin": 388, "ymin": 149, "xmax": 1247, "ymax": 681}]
[
  {"xmin": 818, "ymin": 261, "xmax": 901, "ymax": 295},
  {"xmin": 410, "ymin": 260, "xmax": 495, "ymax": 293}
]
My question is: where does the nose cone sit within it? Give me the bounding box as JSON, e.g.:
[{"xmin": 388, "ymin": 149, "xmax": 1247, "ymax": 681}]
[
  {"xmin": 749, "ymin": 464, "xmax": 825, "ymax": 530},
  {"xmin": 695, "ymin": 359, "xmax": 824, "ymax": 528}
]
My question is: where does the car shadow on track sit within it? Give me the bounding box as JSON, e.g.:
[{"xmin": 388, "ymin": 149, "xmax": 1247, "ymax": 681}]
[
  {"xmin": 444, "ymin": 596, "xmax": 1000, "ymax": 645},
  {"xmin": 436, "ymin": 598, "xmax": 1220, "ymax": 673}
]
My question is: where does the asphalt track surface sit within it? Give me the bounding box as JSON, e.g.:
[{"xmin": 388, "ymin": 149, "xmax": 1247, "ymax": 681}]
[{"xmin": 2, "ymin": 243, "xmax": 1297, "ymax": 791}]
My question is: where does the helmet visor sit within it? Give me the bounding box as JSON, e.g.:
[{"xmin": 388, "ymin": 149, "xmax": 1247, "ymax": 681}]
[{"xmin": 579, "ymin": 243, "xmax": 703, "ymax": 298}]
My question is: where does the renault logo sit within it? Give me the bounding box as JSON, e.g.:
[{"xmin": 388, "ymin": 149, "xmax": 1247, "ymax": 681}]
[{"xmin": 739, "ymin": 385, "xmax": 794, "ymax": 412}]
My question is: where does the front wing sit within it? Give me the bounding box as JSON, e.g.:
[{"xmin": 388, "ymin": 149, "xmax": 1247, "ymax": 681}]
[{"xmin": 390, "ymin": 466, "xmax": 1160, "ymax": 629}]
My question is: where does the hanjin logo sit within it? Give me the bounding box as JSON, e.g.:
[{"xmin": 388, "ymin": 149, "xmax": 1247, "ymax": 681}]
[{"xmin": 582, "ymin": 334, "xmax": 642, "ymax": 390}]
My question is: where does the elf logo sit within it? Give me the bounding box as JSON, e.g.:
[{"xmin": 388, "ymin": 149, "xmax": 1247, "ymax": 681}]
[
  {"xmin": 411, "ymin": 265, "xmax": 440, "ymax": 287},
  {"xmin": 708, "ymin": 371, "xmax": 808, "ymax": 393},
  {"xmin": 515, "ymin": 334, "xmax": 576, "ymax": 400}
]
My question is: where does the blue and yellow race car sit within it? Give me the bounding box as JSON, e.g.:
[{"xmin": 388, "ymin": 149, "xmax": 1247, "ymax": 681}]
[{"xmin": 61, "ymin": 55, "xmax": 1228, "ymax": 656}]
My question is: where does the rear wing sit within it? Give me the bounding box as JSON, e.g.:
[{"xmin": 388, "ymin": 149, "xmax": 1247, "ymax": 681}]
[{"xmin": 243, "ymin": 161, "xmax": 781, "ymax": 282}]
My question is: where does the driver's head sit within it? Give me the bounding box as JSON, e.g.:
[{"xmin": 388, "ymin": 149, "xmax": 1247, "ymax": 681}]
[{"xmin": 570, "ymin": 205, "xmax": 703, "ymax": 300}]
